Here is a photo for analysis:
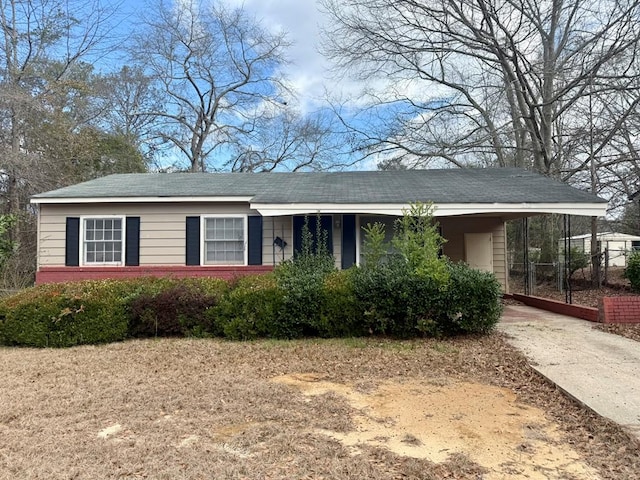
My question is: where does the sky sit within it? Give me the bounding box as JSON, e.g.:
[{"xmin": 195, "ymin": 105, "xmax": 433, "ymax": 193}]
[{"xmin": 118, "ymin": 0, "xmax": 350, "ymax": 114}]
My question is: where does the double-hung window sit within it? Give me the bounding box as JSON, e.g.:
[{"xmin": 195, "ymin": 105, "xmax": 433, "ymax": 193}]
[
  {"xmin": 83, "ymin": 218, "xmax": 123, "ymax": 265},
  {"xmin": 204, "ymin": 216, "xmax": 246, "ymax": 265}
]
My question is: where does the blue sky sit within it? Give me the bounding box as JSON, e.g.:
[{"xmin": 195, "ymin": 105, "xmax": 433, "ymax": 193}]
[{"xmin": 109, "ymin": 0, "xmax": 345, "ymax": 114}]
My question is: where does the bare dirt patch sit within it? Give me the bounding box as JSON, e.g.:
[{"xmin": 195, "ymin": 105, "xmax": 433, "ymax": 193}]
[
  {"xmin": 274, "ymin": 374, "xmax": 598, "ymax": 479},
  {"xmin": 1, "ymin": 335, "xmax": 639, "ymax": 479}
]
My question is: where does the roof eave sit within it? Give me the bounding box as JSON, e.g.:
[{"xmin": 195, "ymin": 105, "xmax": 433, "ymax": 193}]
[
  {"xmin": 30, "ymin": 195, "xmax": 255, "ymax": 204},
  {"xmin": 253, "ymin": 202, "xmax": 608, "ymax": 217}
]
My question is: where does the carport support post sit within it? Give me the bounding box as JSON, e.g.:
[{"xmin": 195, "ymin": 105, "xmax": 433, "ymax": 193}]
[{"xmin": 564, "ymin": 214, "xmax": 572, "ymax": 304}]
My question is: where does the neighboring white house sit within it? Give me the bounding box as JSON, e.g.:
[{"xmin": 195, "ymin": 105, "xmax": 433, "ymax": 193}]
[{"xmin": 559, "ymin": 232, "xmax": 640, "ymax": 267}]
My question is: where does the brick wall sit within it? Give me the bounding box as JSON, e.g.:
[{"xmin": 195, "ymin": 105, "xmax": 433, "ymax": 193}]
[
  {"xmin": 35, "ymin": 265, "xmax": 274, "ymax": 284},
  {"xmin": 510, "ymin": 293, "xmax": 599, "ymax": 322},
  {"xmin": 599, "ymin": 297, "xmax": 640, "ymax": 324}
]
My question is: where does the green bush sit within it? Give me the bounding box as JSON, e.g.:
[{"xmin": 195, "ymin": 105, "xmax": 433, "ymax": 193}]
[
  {"xmin": 268, "ymin": 215, "xmax": 338, "ymax": 338},
  {"xmin": 0, "ymin": 277, "xmax": 229, "ymax": 347},
  {"xmin": 0, "ymin": 280, "xmax": 133, "ymax": 347},
  {"xmin": 441, "ymin": 262, "xmax": 503, "ymax": 335},
  {"xmin": 392, "ymin": 202, "xmax": 449, "ymax": 284},
  {"xmin": 213, "ymin": 274, "xmax": 283, "ymax": 340},
  {"xmin": 351, "ymin": 258, "xmax": 444, "ymax": 338},
  {"xmin": 318, "ymin": 270, "xmax": 364, "ymax": 337},
  {"xmin": 625, "ymin": 251, "xmax": 640, "ymax": 292},
  {"xmin": 350, "ymin": 257, "xmax": 502, "ymax": 338},
  {"xmin": 215, "ymin": 270, "xmax": 363, "ymax": 340},
  {"xmin": 128, "ymin": 278, "xmax": 228, "ymax": 337}
]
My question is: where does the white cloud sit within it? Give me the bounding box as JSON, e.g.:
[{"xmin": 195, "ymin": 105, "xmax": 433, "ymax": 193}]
[{"xmin": 221, "ymin": 0, "xmax": 365, "ymax": 113}]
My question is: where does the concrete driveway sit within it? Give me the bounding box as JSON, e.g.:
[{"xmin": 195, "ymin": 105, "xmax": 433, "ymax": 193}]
[{"xmin": 499, "ymin": 304, "xmax": 640, "ymax": 440}]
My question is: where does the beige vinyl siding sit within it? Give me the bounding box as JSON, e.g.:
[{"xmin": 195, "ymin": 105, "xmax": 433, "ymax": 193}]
[
  {"xmin": 38, "ymin": 203, "xmax": 256, "ymax": 267},
  {"xmin": 38, "ymin": 203, "xmax": 507, "ymax": 290},
  {"xmin": 439, "ymin": 216, "xmax": 507, "ymax": 291},
  {"xmin": 262, "ymin": 216, "xmax": 293, "ymax": 265}
]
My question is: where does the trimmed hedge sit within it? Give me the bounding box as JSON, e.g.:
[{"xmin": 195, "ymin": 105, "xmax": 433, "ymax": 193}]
[
  {"xmin": 128, "ymin": 277, "xmax": 228, "ymax": 337},
  {"xmin": 0, "ymin": 263, "xmax": 502, "ymax": 347},
  {"xmin": 0, "ymin": 280, "xmax": 133, "ymax": 347},
  {"xmin": 213, "ymin": 271, "xmax": 363, "ymax": 340},
  {"xmin": 351, "ymin": 260, "xmax": 502, "ymax": 338},
  {"xmin": 443, "ymin": 262, "xmax": 504, "ymax": 334},
  {"xmin": 213, "ymin": 274, "xmax": 283, "ymax": 340},
  {"xmin": 0, "ymin": 277, "xmax": 228, "ymax": 347}
]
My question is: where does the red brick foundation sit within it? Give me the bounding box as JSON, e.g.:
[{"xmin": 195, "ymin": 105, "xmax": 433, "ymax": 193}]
[
  {"xmin": 35, "ymin": 265, "xmax": 274, "ymax": 284},
  {"xmin": 598, "ymin": 297, "xmax": 640, "ymax": 324},
  {"xmin": 510, "ymin": 293, "xmax": 599, "ymax": 322}
]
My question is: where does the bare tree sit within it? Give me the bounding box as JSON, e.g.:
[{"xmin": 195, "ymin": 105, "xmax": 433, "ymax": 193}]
[
  {"xmin": 0, "ymin": 0, "xmax": 122, "ymax": 210},
  {"xmin": 131, "ymin": 0, "xmax": 291, "ymax": 172},
  {"xmin": 0, "ymin": 0, "xmax": 133, "ymax": 286},
  {"xmin": 98, "ymin": 66, "xmax": 167, "ymax": 164},
  {"xmin": 226, "ymin": 108, "xmax": 349, "ymax": 172},
  {"xmin": 321, "ymin": 0, "xmax": 640, "ymax": 176}
]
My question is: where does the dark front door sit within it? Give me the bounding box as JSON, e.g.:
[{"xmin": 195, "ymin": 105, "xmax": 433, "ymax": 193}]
[{"xmin": 293, "ymin": 215, "xmax": 333, "ymax": 256}]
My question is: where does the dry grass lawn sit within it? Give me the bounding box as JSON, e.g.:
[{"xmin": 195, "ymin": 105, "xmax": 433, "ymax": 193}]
[{"xmin": 1, "ymin": 334, "xmax": 639, "ymax": 479}]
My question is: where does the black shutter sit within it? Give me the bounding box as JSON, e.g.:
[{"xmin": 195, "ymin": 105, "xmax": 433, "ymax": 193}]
[
  {"xmin": 65, "ymin": 217, "xmax": 80, "ymax": 267},
  {"xmin": 247, "ymin": 216, "xmax": 263, "ymax": 265},
  {"xmin": 125, "ymin": 217, "xmax": 140, "ymax": 266},
  {"xmin": 341, "ymin": 214, "xmax": 356, "ymax": 269},
  {"xmin": 185, "ymin": 216, "xmax": 201, "ymax": 265}
]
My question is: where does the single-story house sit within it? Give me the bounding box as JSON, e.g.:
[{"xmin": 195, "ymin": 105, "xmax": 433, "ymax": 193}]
[
  {"xmin": 559, "ymin": 232, "xmax": 640, "ymax": 267},
  {"xmin": 30, "ymin": 168, "xmax": 608, "ymax": 291}
]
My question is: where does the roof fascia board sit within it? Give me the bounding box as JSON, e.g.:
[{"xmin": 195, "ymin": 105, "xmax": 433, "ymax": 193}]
[
  {"xmin": 253, "ymin": 202, "xmax": 608, "ymax": 218},
  {"xmin": 30, "ymin": 197, "xmax": 608, "ymax": 217},
  {"xmin": 31, "ymin": 196, "xmax": 254, "ymax": 205}
]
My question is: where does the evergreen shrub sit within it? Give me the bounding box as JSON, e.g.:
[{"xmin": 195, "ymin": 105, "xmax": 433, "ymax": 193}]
[{"xmin": 625, "ymin": 250, "xmax": 640, "ymax": 292}]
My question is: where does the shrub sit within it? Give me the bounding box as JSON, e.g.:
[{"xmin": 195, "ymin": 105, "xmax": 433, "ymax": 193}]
[
  {"xmin": 318, "ymin": 270, "xmax": 364, "ymax": 338},
  {"xmin": 392, "ymin": 202, "xmax": 449, "ymax": 285},
  {"xmin": 0, "ymin": 277, "xmax": 229, "ymax": 347},
  {"xmin": 625, "ymin": 251, "xmax": 640, "ymax": 292},
  {"xmin": 360, "ymin": 222, "xmax": 387, "ymax": 266},
  {"xmin": 128, "ymin": 278, "xmax": 228, "ymax": 337},
  {"xmin": 269, "ymin": 215, "xmax": 337, "ymax": 338},
  {"xmin": 213, "ymin": 274, "xmax": 284, "ymax": 340},
  {"xmin": 568, "ymin": 247, "xmax": 589, "ymax": 276},
  {"xmin": 0, "ymin": 280, "xmax": 133, "ymax": 347},
  {"xmin": 351, "ymin": 258, "xmax": 444, "ymax": 338},
  {"xmin": 350, "ymin": 260, "xmax": 503, "ymax": 338},
  {"xmin": 441, "ymin": 262, "xmax": 503, "ymax": 335}
]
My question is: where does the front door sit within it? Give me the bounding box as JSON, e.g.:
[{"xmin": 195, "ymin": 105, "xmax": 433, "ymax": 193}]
[{"xmin": 293, "ymin": 215, "xmax": 333, "ymax": 256}]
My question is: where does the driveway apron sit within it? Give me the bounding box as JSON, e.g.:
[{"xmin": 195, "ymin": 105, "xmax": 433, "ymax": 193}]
[{"xmin": 499, "ymin": 304, "xmax": 640, "ymax": 439}]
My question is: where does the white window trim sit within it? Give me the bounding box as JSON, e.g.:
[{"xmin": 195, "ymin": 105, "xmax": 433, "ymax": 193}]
[
  {"xmin": 80, "ymin": 215, "xmax": 126, "ymax": 266},
  {"xmin": 200, "ymin": 214, "xmax": 248, "ymax": 266}
]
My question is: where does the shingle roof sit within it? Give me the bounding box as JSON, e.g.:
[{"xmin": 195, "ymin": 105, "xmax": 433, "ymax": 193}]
[{"xmin": 32, "ymin": 168, "xmax": 606, "ymax": 205}]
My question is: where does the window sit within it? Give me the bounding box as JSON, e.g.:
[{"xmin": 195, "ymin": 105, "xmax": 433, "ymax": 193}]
[
  {"xmin": 204, "ymin": 216, "xmax": 246, "ymax": 265},
  {"xmin": 358, "ymin": 215, "xmax": 397, "ymax": 265},
  {"xmin": 83, "ymin": 218, "xmax": 123, "ymax": 264}
]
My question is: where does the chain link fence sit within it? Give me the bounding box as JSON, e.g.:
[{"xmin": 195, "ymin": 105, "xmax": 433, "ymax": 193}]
[{"xmin": 508, "ymin": 248, "xmax": 630, "ymax": 296}]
